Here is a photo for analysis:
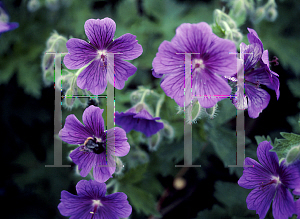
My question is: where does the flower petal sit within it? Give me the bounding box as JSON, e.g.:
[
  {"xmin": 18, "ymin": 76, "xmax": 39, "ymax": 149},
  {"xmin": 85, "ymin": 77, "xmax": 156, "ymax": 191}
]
[
  {"xmin": 107, "ymin": 33, "xmax": 143, "ymax": 60},
  {"xmin": 58, "ymin": 190, "xmax": 92, "ymax": 218},
  {"xmin": 77, "ymin": 59, "xmax": 107, "ymax": 95},
  {"xmin": 279, "ymin": 159, "xmax": 300, "ymax": 190},
  {"xmin": 245, "ymin": 84, "xmax": 270, "ymax": 119},
  {"xmin": 256, "ymin": 141, "xmax": 279, "ymax": 175},
  {"xmin": 84, "ymin": 18, "xmax": 116, "ymax": 49},
  {"xmin": 246, "ymin": 185, "xmax": 276, "ymax": 219},
  {"xmin": 152, "ymin": 40, "xmax": 185, "ymax": 75},
  {"xmin": 102, "ymin": 192, "xmax": 132, "ymax": 218},
  {"xmin": 133, "ymin": 109, "xmax": 164, "ymax": 137},
  {"xmin": 160, "ymin": 71, "xmax": 191, "ymax": 108},
  {"xmin": 82, "ymin": 106, "xmax": 105, "ymax": 138},
  {"xmin": 107, "ymin": 58, "xmax": 136, "ymax": 90},
  {"xmin": 115, "ymin": 111, "xmax": 136, "ymax": 133},
  {"xmin": 70, "ymin": 147, "xmax": 97, "ymax": 177},
  {"xmin": 194, "ymin": 70, "xmax": 232, "ymax": 108},
  {"xmin": 93, "ymin": 153, "xmax": 116, "ymax": 183},
  {"xmin": 59, "ymin": 114, "xmax": 92, "ymax": 145},
  {"xmin": 272, "ymin": 185, "xmax": 295, "ymax": 219},
  {"xmin": 0, "ymin": 21, "xmax": 18, "ymax": 33},
  {"xmin": 63, "ymin": 38, "xmax": 97, "ymax": 69},
  {"xmin": 238, "ymin": 157, "xmax": 274, "ymax": 189},
  {"xmin": 242, "ymin": 43, "xmax": 263, "ymax": 72},
  {"xmin": 75, "ymin": 180, "xmax": 106, "ymax": 198},
  {"xmin": 247, "ymin": 28, "xmax": 264, "ymax": 52},
  {"xmin": 172, "ymin": 22, "xmax": 212, "ymax": 55},
  {"xmin": 106, "ymin": 127, "xmax": 130, "ymax": 157},
  {"xmin": 203, "ymin": 36, "xmax": 237, "ymax": 77}
]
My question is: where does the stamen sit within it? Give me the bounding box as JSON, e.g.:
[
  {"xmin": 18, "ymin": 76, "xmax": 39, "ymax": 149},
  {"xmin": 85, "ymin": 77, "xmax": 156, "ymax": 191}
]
[{"xmin": 269, "ymin": 56, "xmax": 279, "ymax": 66}]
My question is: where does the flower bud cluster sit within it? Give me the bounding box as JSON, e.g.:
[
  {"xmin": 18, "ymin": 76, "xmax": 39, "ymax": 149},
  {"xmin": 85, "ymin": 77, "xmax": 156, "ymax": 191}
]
[
  {"xmin": 250, "ymin": 0, "xmax": 278, "ymax": 23},
  {"xmin": 42, "ymin": 31, "xmax": 68, "ymax": 86},
  {"xmin": 286, "ymin": 145, "xmax": 300, "ymax": 165},
  {"xmin": 212, "ymin": 9, "xmax": 243, "ymax": 45}
]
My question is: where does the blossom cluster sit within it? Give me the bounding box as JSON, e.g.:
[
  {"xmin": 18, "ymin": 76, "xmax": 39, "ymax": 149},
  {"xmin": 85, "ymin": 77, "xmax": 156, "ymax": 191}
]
[{"xmin": 23, "ymin": 6, "xmax": 290, "ymax": 217}]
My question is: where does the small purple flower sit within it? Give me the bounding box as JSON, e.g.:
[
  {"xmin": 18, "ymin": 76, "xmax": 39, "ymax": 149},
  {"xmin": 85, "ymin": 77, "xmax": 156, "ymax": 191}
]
[
  {"xmin": 152, "ymin": 22, "xmax": 237, "ymax": 108},
  {"xmin": 232, "ymin": 28, "xmax": 279, "ymax": 118},
  {"xmin": 58, "ymin": 179, "xmax": 132, "ymax": 219},
  {"xmin": 238, "ymin": 141, "xmax": 300, "ymax": 219},
  {"xmin": 115, "ymin": 103, "xmax": 164, "ymax": 137},
  {"xmin": 59, "ymin": 105, "xmax": 130, "ymax": 183},
  {"xmin": 0, "ymin": 2, "xmax": 18, "ymax": 34},
  {"xmin": 64, "ymin": 17, "xmax": 143, "ymax": 95}
]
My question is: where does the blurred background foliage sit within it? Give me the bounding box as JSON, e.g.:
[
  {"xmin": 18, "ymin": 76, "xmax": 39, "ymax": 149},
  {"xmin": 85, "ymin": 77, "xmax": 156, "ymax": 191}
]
[{"xmin": 1, "ymin": 0, "xmax": 300, "ymax": 218}]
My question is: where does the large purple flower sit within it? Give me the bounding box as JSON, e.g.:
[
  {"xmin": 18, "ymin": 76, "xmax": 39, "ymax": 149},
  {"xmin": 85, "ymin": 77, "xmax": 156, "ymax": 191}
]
[
  {"xmin": 59, "ymin": 105, "xmax": 130, "ymax": 183},
  {"xmin": 238, "ymin": 141, "xmax": 300, "ymax": 219},
  {"xmin": 115, "ymin": 103, "xmax": 164, "ymax": 137},
  {"xmin": 152, "ymin": 22, "xmax": 237, "ymax": 108},
  {"xmin": 233, "ymin": 28, "xmax": 279, "ymax": 118},
  {"xmin": 64, "ymin": 17, "xmax": 143, "ymax": 95},
  {"xmin": 58, "ymin": 179, "xmax": 132, "ymax": 219},
  {"xmin": 0, "ymin": 2, "xmax": 18, "ymax": 34}
]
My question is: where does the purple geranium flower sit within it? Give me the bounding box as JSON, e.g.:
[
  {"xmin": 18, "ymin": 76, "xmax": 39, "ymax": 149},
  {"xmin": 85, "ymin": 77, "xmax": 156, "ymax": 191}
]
[
  {"xmin": 0, "ymin": 2, "xmax": 18, "ymax": 34},
  {"xmin": 64, "ymin": 17, "xmax": 143, "ymax": 95},
  {"xmin": 59, "ymin": 105, "xmax": 130, "ymax": 183},
  {"xmin": 152, "ymin": 22, "xmax": 237, "ymax": 108},
  {"xmin": 232, "ymin": 28, "xmax": 280, "ymax": 118},
  {"xmin": 115, "ymin": 103, "xmax": 164, "ymax": 137},
  {"xmin": 238, "ymin": 141, "xmax": 300, "ymax": 219},
  {"xmin": 58, "ymin": 179, "xmax": 132, "ymax": 219}
]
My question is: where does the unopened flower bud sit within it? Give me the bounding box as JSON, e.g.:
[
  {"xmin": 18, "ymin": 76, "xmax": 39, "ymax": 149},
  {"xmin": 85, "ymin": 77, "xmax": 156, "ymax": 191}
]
[
  {"xmin": 286, "ymin": 146, "xmax": 300, "ymax": 164},
  {"xmin": 114, "ymin": 157, "xmax": 124, "ymax": 175},
  {"xmin": 205, "ymin": 103, "xmax": 218, "ymax": 119},
  {"xmin": 253, "ymin": 7, "xmax": 265, "ymax": 24},
  {"xmin": 76, "ymin": 87, "xmax": 88, "ymax": 106},
  {"xmin": 27, "ymin": 0, "xmax": 41, "ymax": 12},
  {"xmin": 265, "ymin": 6, "xmax": 278, "ymax": 22},
  {"xmin": 161, "ymin": 120, "xmax": 174, "ymax": 140},
  {"xmin": 147, "ymin": 132, "xmax": 162, "ymax": 151},
  {"xmin": 232, "ymin": 29, "xmax": 243, "ymax": 44},
  {"xmin": 214, "ymin": 9, "xmax": 237, "ymax": 30},
  {"xmin": 186, "ymin": 100, "xmax": 202, "ymax": 124},
  {"xmin": 46, "ymin": 31, "xmax": 68, "ymax": 53},
  {"xmin": 42, "ymin": 53, "xmax": 55, "ymax": 86},
  {"xmin": 230, "ymin": 0, "xmax": 246, "ymax": 18},
  {"xmin": 64, "ymin": 88, "xmax": 75, "ymax": 108},
  {"xmin": 130, "ymin": 90, "xmax": 141, "ymax": 104},
  {"xmin": 45, "ymin": 0, "xmax": 60, "ymax": 11}
]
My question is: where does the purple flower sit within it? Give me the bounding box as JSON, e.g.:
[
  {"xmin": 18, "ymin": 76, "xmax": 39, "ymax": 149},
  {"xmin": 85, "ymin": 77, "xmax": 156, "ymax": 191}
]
[
  {"xmin": 0, "ymin": 2, "xmax": 18, "ymax": 34},
  {"xmin": 152, "ymin": 22, "xmax": 237, "ymax": 108},
  {"xmin": 58, "ymin": 179, "xmax": 132, "ymax": 219},
  {"xmin": 115, "ymin": 103, "xmax": 164, "ymax": 137},
  {"xmin": 64, "ymin": 17, "xmax": 143, "ymax": 95},
  {"xmin": 238, "ymin": 141, "xmax": 300, "ymax": 219},
  {"xmin": 59, "ymin": 105, "xmax": 130, "ymax": 183},
  {"xmin": 232, "ymin": 28, "xmax": 279, "ymax": 118}
]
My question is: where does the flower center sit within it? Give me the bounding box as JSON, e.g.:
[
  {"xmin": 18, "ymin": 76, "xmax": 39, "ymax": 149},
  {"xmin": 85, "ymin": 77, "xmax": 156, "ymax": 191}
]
[
  {"xmin": 259, "ymin": 176, "xmax": 281, "ymax": 191},
  {"xmin": 90, "ymin": 200, "xmax": 103, "ymax": 219},
  {"xmin": 97, "ymin": 50, "xmax": 107, "ymax": 61},
  {"xmin": 192, "ymin": 59, "xmax": 205, "ymax": 73},
  {"xmin": 82, "ymin": 137, "xmax": 106, "ymax": 154}
]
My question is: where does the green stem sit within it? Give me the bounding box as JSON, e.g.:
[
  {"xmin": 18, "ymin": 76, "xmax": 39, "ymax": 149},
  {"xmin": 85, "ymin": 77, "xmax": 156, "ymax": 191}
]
[
  {"xmin": 48, "ymin": 36, "xmax": 67, "ymax": 52},
  {"xmin": 139, "ymin": 89, "xmax": 149, "ymax": 103},
  {"xmin": 112, "ymin": 182, "xmax": 119, "ymax": 193},
  {"xmin": 106, "ymin": 179, "xmax": 116, "ymax": 189},
  {"xmin": 155, "ymin": 94, "xmax": 165, "ymax": 118}
]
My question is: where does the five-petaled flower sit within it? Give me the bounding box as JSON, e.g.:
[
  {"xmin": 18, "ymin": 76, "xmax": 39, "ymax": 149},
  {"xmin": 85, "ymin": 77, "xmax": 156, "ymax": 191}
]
[
  {"xmin": 232, "ymin": 28, "xmax": 279, "ymax": 118},
  {"xmin": 238, "ymin": 141, "xmax": 300, "ymax": 219},
  {"xmin": 63, "ymin": 17, "xmax": 143, "ymax": 95},
  {"xmin": 115, "ymin": 103, "xmax": 164, "ymax": 137},
  {"xmin": 152, "ymin": 22, "xmax": 237, "ymax": 108},
  {"xmin": 0, "ymin": 2, "xmax": 18, "ymax": 34},
  {"xmin": 58, "ymin": 179, "xmax": 132, "ymax": 219},
  {"xmin": 59, "ymin": 105, "xmax": 130, "ymax": 183}
]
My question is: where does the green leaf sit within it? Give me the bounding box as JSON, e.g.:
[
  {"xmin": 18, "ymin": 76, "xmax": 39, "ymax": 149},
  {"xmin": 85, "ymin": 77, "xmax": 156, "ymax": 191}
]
[
  {"xmin": 254, "ymin": 135, "xmax": 273, "ymax": 145},
  {"xmin": 270, "ymin": 132, "xmax": 300, "ymax": 160},
  {"xmin": 121, "ymin": 184, "xmax": 161, "ymax": 217},
  {"xmin": 118, "ymin": 163, "xmax": 148, "ymax": 184}
]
